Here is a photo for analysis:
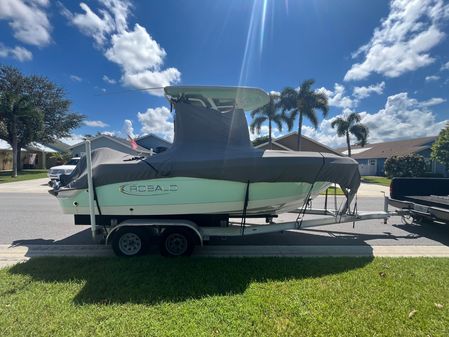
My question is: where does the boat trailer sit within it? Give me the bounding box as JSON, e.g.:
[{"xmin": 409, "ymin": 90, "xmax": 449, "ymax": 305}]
[{"xmin": 83, "ymin": 141, "xmax": 395, "ymax": 257}]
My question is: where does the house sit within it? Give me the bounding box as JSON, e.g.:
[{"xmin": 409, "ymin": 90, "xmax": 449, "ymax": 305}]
[
  {"xmin": 255, "ymin": 132, "xmax": 342, "ymax": 155},
  {"xmin": 69, "ymin": 134, "xmax": 151, "ymax": 157},
  {"xmin": 136, "ymin": 133, "xmax": 171, "ymax": 153},
  {"xmin": 0, "ymin": 139, "xmax": 69, "ymax": 170},
  {"xmin": 336, "ymin": 136, "xmax": 446, "ymax": 176}
]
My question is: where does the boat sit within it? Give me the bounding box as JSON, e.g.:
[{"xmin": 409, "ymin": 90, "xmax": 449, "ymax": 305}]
[{"xmin": 52, "ymin": 86, "xmax": 361, "ymax": 224}]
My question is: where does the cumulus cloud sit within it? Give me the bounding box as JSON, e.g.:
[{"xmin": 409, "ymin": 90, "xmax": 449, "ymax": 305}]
[
  {"xmin": 137, "ymin": 106, "xmax": 174, "ymax": 141},
  {"xmin": 64, "ymin": 0, "xmax": 180, "ymax": 95},
  {"xmin": 344, "ymin": 0, "xmax": 449, "ymax": 81},
  {"xmin": 70, "ymin": 74, "xmax": 82, "ymax": 82},
  {"xmin": 84, "ymin": 120, "xmax": 109, "ymax": 128},
  {"xmin": 0, "ymin": 0, "xmax": 51, "ymax": 46},
  {"xmin": 0, "ymin": 43, "xmax": 32, "ymax": 61},
  {"xmin": 302, "ymin": 92, "xmax": 447, "ymax": 147},
  {"xmin": 425, "ymin": 75, "xmax": 440, "ymax": 82},
  {"xmin": 102, "ymin": 75, "xmax": 117, "ymax": 84},
  {"xmin": 317, "ymin": 83, "xmax": 354, "ymax": 110},
  {"xmin": 122, "ymin": 119, "xmax": 136, "ymax": 138},
  {"xmin": 441, "ymin": 61, "xmax": 449, "ymax": 71},
  {"xmin": 353, "ymin": 82, "xmax": 385, "ymax": 100}
]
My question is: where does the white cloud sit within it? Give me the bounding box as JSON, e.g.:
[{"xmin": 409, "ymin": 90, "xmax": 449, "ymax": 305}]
[
  {"xmin": 0, "ymin": 43, "xmax": 32, "ymax": 61},
  {"xmin": 70, "ymin": 74, "xmax": 82, "ymax": 82},
  {"xmin": 60, "ymin": 134, "xmax": 85, "ymax": 146},
  {"xmin": 425, "ymin": 75, "xmax": 440, "ymax": 82},
  {"xmin": 303, "ymin": 92, "xmax": 447, "ymax": 147},
  {"xmin": 344, "ymin": 0, "xmax": 449, "ymax": 81},
  {"xmin": 353, "ymin": 81, "xmax": 385, "ymax": 100},
  {"xmin": 65, "ymin": 0, "xmax": 180, "ymax": 95},
  {"xmin": 317, "ymin": 83, "xmax": 354, "ymax": 109},
  {"xmin": 441, "ymin": 61, "xmax": 449, "ymax": 71},
  {"xmin": 84, "ymin": 120, "xmax": 109, "ymax": 128},
  {"xmin": 102, "ymin": 74, "xmax": 117, "ymax": 84},
  {"xmin": 0, "ymin": 0, "xmax": 51, "ymax": 46},
  {"xmin": 122, "ymin": 119, "xmax": 135, "ymax": 138},
  {"xmin": 137, "ymin": 106, "xmax": 173, "ymax": 141},
  {"xmin": 100, "ymin": 131, "xmax": 116, "ymax": 136},
  {"xmin": 420, "ymin": 97, "xmax": 446, "ymax": 106}
]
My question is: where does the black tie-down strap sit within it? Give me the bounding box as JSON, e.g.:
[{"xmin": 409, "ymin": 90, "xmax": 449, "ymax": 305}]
[{"xmin": 240, "ymin": 181, "xmax": 250, "ymax": 235}]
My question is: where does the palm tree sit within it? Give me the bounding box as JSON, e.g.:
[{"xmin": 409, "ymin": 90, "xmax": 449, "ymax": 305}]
[
  {"xmin": 331, "ymin": 112, "xmax": 369, "ymax": 157},
  {"xmin": 279, "ymin": 79, "xmax": 329, "ymax": 151},
  {"xmin": 249, "ymin": 93, "xmax": 287, "ymax": 148}
]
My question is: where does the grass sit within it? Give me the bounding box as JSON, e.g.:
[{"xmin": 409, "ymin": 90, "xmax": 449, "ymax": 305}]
[
  {"xmin": 362, "ymin": 176, "xmax": 392, "ymax": 187},
  {"xmin": 0, "ymin": 169, "xmax": 48, "ymax": 184},
  {"xmin": 1, "ymin": 257, "xmax": 448, "ymax": 337},
  {"xmin": 320, "ymin": 185, "xmax": 345, "ymax": 195}
]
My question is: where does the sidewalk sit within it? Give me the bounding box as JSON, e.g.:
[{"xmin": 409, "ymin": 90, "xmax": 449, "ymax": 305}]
[
  {"xmin": 357, "ymin": 183, "xmax": 389, "ymax": 197},
  {"xmin": 2, "ymin": 244, "xmax": 449, "ymax": 269}
]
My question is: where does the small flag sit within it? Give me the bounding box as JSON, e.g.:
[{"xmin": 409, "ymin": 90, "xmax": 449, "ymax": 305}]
[{"xmin": 128, "ymin": 135, "xmax": 138, "ymax": 150}]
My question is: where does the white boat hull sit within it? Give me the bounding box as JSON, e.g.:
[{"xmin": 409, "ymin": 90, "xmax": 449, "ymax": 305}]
[{"xmin": 56, "ymin": 177, "xmax": 330, "ymax": 216}]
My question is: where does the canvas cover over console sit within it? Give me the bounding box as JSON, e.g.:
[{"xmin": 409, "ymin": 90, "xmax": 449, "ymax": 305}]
[{"xmin": 60, "ymin": 101, "xmax": 361, "ymax": 199}]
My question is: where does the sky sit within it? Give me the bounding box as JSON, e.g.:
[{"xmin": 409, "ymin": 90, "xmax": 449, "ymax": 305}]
[{"xmin": 0, "ymin": 0, "xmax": 449, "ymax": 147}]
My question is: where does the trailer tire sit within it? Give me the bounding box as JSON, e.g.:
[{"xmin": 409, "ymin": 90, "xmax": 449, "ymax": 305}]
[
  {"xmin": 112, "ymin": 227, "xmax": 148, "ymax": 257},
  {"xmin": 160, "ymin": 227, "xmax": 195, "ymax": 257}
]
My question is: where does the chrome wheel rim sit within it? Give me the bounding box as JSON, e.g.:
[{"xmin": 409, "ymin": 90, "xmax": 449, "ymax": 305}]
[
  {"xmin": 118, "ymin": 233, "xmax": 142, "ymax": 256},
  {"xmin": 165, "ymin": 233, "xmax": 188, "ymax": 256}
]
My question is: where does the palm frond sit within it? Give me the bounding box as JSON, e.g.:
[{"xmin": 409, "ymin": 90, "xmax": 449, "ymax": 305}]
[
  {"xmin": 350, "ymin": 124, "xmax": 369, "ymax": 146},
  {"xmin": 347, "ymin": 112, "xmax": 361, "ymax": 125},
  {"xmin": 249, "ymin": 116, "xmax": 267, "ymax": 134},
  {"xmin": 271, "ymin": 114, "xmax": 283, "ymax": 132},
  {"xmin": 331, "ymin": 118, "xmax": 349, "ymax": 137},
  {"xmin": 313, "ymin": 92, "xmax": 329, "ymax": 117},
  {"xmin": 303, "ymin": 108, "xmax": 319, "ymax": 129}
]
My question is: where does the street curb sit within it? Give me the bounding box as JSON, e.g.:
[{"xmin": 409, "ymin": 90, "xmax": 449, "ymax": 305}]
[{"xmin": 2, "ymin": 244, "xmax": 449, "ymax": 268}]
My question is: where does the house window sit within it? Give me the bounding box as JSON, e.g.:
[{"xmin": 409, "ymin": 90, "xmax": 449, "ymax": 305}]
[{"xmin": 369, "ymin": 159, "xmax": 376, "ymax": 165}]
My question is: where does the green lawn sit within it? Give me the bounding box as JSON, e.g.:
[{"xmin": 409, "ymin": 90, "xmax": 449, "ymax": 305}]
[
  {"xmin": 0, "ymin": 169, "xmax": 48, "ymax": 184},
  {"xmin": 362, "ymin": 176, "xmax": 392, "ymax": 187},
  {"xmin": 320, "ymin": 185, "xmax": 345, "ymax": 195},
  {"xmin": 1, "ymin": 257, "xmax": 448, "ymax": 336}
]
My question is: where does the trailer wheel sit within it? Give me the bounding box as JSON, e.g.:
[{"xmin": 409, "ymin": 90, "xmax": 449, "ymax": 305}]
[
  {"xmin": 112, "ymin": 227, "xmax": 148, "ymax": 257},
  {"xmin": 160, "ymin": 227, "xmax": 195, "ymax": 257}
]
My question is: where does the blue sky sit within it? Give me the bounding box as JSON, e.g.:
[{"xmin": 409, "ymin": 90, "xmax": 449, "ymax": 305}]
[{"xmin": 1, "ymin": 0, "xmax": 448, "ymax": 147}]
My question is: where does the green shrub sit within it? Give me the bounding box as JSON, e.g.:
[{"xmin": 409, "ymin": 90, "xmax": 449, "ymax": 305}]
[{"xmin": 384, "ymin": 154, "xmax": 426, "ymax": 178}]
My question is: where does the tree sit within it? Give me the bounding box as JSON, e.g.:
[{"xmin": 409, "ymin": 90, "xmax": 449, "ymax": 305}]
[
  {"xmin": 331, "ymin": 112, "xmax": 369, "ymax": 157},
  {"xmin": 279, "ymin": 79, "xmax": 329, "ymax": 151},
  {"xmin": 251, "ymin": 135, "xmax": 270, "ymax": 147},
  {"xmin": 0, "ymin": 65, "xmax": 84, "ymax": 176},
  {"xmin": 384, "ymin": 154, "xmax": 426, "ymax": 178},
  {"xmin": 249, "ymin": 93, "xmax": 288, "ymax": 149},
  {"xmin": 0, "ymin": 91, "xmax": 43, "ymax": 177},
  {"xmin": 431, "ymin": 124, "xmax": 449, "ymax": 175}
]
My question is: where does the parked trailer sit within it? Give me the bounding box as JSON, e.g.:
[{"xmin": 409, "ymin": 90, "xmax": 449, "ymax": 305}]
[
  {"xmin": 387, "ymin": 177, "xmax": 449, "ymax": 226},
  {"xmin": 82, "ymin": 141, "xmax": 394, "ymax": 257}
]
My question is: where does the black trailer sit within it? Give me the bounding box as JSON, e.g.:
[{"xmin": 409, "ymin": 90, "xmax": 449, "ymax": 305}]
[{"xmin": 387, "ymin": 178, "xmax": 449, "ymax": 225}]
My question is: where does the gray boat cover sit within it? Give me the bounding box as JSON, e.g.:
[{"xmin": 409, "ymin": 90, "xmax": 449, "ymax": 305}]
[{"xmin": 61, "ymin": 102, "xmax": 360, "ymax": 197}]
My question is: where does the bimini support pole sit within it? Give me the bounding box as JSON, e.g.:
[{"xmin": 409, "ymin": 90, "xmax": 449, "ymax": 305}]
[{"xmin": 85, "ymin": 140, "xmax": 97, "ymax": 240}]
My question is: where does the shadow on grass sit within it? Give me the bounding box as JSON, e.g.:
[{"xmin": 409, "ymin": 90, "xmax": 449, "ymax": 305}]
[{"xmin": 9, "ymin": 256, "xmax": 373, "ymax": 305}]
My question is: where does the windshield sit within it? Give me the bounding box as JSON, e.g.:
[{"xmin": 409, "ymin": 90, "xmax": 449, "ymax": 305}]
[{"xmin": 66, "ymin": 159, "xmax": 80, "ymax": 166}]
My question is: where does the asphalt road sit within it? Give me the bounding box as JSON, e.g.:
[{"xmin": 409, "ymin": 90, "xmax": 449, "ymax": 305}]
[{"xmin": 1, "ymin": 190, "xmax": 448, "ymax": 248}]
